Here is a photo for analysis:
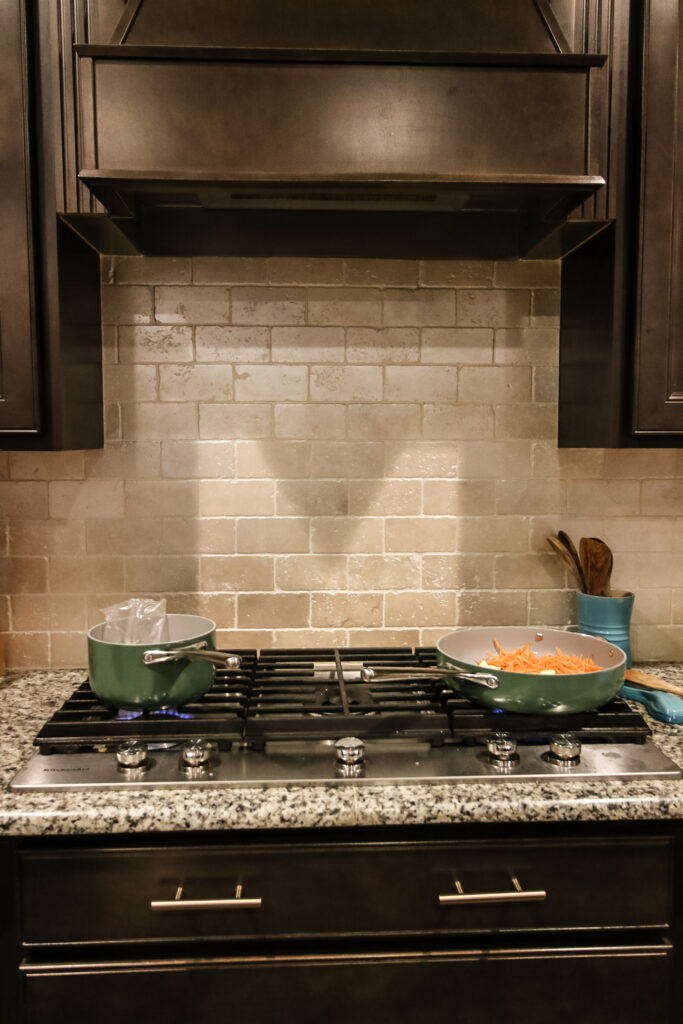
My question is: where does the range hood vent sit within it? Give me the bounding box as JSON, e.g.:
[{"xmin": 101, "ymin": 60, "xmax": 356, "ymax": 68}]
[{"xmin": 71, "ymin": 0, "xmax": 608, "ymax": 259}]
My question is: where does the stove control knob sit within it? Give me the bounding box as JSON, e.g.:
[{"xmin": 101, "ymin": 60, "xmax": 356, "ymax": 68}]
[
  {"xmin": 486, "ymin": 732, "xmax": 519, "ymax": 763},
  {"xmin": 181, "ymin": 739, "xmax": 213, "ymax": 768},
  {"xmin": 116, "ymin": 740, "xmax": 148, "ymax": 770},
  {"xmin": 335, "ymin": 736, "xmax": 365, "ymax": 766},
  {"xmin": 549, "ymin": 733, "xmax": 581, "ymax": 765}
]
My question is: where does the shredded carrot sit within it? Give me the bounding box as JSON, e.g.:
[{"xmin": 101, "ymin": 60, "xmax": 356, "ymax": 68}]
[{"xmin": 482, "ymin": 639, "xmax": 600, "ymax": 675}]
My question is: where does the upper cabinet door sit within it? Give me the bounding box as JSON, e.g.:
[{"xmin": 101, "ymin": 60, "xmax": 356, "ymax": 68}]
[
  {"xmin": 632, "ymin": 0, "xmax": 683, "ymax": 435},
  {"xmin": 0, "ymin": 0, "xmax": 41, "ymax": 435}
]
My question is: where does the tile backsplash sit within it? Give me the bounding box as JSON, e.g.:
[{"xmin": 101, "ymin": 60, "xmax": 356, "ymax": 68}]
[{"xmin": 1, "ymin": 256, "xmax": 682, "ymax": 669}]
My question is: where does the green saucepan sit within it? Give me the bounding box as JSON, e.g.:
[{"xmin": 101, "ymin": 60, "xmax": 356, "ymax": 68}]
[
  {"xmin": 435, "ymin": 626, "xmax": 627, "ymax": 714},
  {"xmin": 87, "ymin": 614, "xmax": 239, "ymax": 711}
]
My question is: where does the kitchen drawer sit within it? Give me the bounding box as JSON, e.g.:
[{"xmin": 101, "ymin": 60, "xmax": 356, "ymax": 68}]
[{"xmin": 20, "ymin": 836, "xmax": 673, "ymax": 946}]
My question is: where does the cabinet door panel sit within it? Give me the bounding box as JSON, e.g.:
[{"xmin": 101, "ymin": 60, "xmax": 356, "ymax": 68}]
[{"xmin": 0, "ymin": 0, "xmax": 40, "ymax": 434}]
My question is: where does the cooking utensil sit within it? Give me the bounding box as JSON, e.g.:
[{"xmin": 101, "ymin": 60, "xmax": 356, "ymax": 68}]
[
  {"xmin": 557, "ymin": 530, "xmax": 588, "ymax": 593},
  {"xmin": 547, "ymin": 535, "xmax": 587, "ymax": 592},
  {"xmin": 579, "ymin": 536, "xmax": 614, "ymax": 596},
  {"xmin": 362, "ymin": 626, "xmax": 626, "ymax": 714},
  {"xmin": 88, "ymin": 614, "xmax": 240, "ymax": 711},
  {"xmin": 624, "ymin": 668, "xmax": 683, "ymax": 700}
]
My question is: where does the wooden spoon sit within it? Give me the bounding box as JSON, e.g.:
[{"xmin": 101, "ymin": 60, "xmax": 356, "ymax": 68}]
[
  {"xmin": 547, "ymin": 536, "xmax": 587, "ymax": 592},
  {"xmin": 557, "ymin": 530, "xmax": 588, "ymax": 593},
  {"xmin": 584, "ymin": 537, "xmax": 613, "ymax": 596},
  {"xmin": 625, "ymin": 669, "xmax": 683, "ymax": 701}
]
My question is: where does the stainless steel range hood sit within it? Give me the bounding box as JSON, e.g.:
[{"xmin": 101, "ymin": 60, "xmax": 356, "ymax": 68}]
[{"xmin": 70, "ymin": 0, "xmax": 608, "ymax": 259}]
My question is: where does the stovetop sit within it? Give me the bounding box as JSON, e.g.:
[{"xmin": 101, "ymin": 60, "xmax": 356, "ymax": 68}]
[{"xmin": 10, "ymin": 647, "xmax": 682, "ymax": 790}]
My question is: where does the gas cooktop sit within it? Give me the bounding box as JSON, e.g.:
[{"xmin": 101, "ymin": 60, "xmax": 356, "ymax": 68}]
[{"xmin": 10, "ymin": 647, "xmax": 682, "ymax": 789}]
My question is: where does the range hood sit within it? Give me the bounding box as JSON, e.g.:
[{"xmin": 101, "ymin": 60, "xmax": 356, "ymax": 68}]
[{"xmin": 70, "ymin": 0, "xmax": 608, "ymax": 259}]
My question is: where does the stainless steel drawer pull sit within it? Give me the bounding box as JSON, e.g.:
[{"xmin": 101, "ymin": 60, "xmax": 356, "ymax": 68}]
[
  {"xmin": 150, "ymin": 883, "xmax": 262, "ymax": 911},
  {"xmin": 438, "ymin": 875, "xmax": 546, "ymax": 905}
]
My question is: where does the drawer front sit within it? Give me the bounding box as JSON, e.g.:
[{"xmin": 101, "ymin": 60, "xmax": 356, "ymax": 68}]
[
  {"xmin": 23, "ymin": 944, "xmax": 673, "ymax": 1024},
  {"xmin": 20, "ymin": 836, "xmax": 673, "ymax": 945}
]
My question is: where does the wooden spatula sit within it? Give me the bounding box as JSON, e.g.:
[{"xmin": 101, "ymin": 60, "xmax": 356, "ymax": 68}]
[{"xmin": 625, "ymin": 669, "xmax": 683, "ymax": 701}]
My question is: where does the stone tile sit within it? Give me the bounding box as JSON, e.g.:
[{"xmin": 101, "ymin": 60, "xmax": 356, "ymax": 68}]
[
  {"xmin": 104, "ymin": 365, "xmax": 158, "ymax": 403},
  {"xmin": 9, "ymin": 452, "xmax": 84, "ymax": 481},
  {"xmin": 1, "ymin": 556, "xmax": 48, "ymax": 593},
  {"xmin": 122, "ymin": 403, "xmax": 199, "ymax": 441},
  {"xmin": 161, "ymin": 441, "xmax": 235, "ymax": 479},
  {"xmin": 155, "ymin": 286, "xmax": 230, "ymax": 324},
  {"xmin": 420, "ymin": 327, "xmax": 493, "ymax": 364},
  {"xmin": 196, "ymin": 325, "xmax": 270, "ymax": 363},
  {"xmin": 606, "ymin": 517, "xmax": 674, "ymax": 552},
  {"xmin": 347, "ymin": 404, "xmax": 421, "ymax": 439},
  {"xmin": 200, "ymin": 404, "xmax": 272, "ymax": 439},
  {"xmin": 311, "ymin": 516, "xmax": 383, "ymax": 553},
  {"xmin": 494, "ymin": 552, "xmax": 561, "ymax": 589},
  {"xmin": 268, "ymin": 258, "xmax": 345, "ymax": 284},
  {"xmin": 348, "ymin": 555, "xmax": 420, "ymax": 590},
  {"xmin": 276, "ymin": 555, "xmax": 348, "ymax": 590},
  {"xmin": 385, "ymin": 591, "xmax": 456, "ymax": 627},
  {"xmin": 10, "ymin": 520, "xmax": 86, "ymax": 556},
  {"xmin": 383, "ymin": 289, "xmax": 455, "ymax": 326},
  {"xmin": 385, "ymin": 517, "xmax": 456, "ymax": 553},
  {"xmin": 308, "ymin": 287, "xmax": 382, "ymax": 327},
  {"xmin": 236, "ymin": 518, "xmax": 309, "ymax": 553},
  {"xmin": 310, "ymin": 365, "xmax": 382, "ymax": 402},
  {"xmin": 237, "ymin": 593, "xmax": 309, "ymax": 629},
  {"xmin": 456, "ymin": 590, "xmax": 528, "ymax": 625},
  {"xmin": 200, "ymin": 555, "xmax": 274, "ymax": 592},
  {"xmin": 118, "ymin": 325, "xmax": 194, "ymax": 363},
  {"xmin": 419, "ymin": 261, "xmax": 493, "ymax": 287},
  {"xmin": 10, "ymin": 594, "xmax": 87, "ymax": 632},
  {"xmin": 493, "ymin": 260, "xmax": 561, "ymax": 288},
  {"xmin": 116, "ymin": 256, "xmax": 191, "ymax": 285},
  {"xmin": 422, "ymin": 404, "xmax": 494, "ymax": 440},
  {"xmin": 84, "ymin": 443, "xmax": 161, "ymax": 480},
  {"xmin": 345, "ymin": 327, "xmax": 419, "ymax": 363},
  {"xmin": 528, "ymin": 589, "xmax": 575, "ymax": 627},
  {"xmin": 159, "ymin": 517, "xmax": 236, "ymax": 556},
  {"xmin": 171, "ymin": 593, "xmax": 237, "ymax": 625},
  {"xmin": 4, "ymin": 633, "xmax": 49, "ymax": 669},
  {"xmin": 605, "ymin": 450, "xmax": 677, "ymax": 479},
  {"xmin": 348, "ymin": 480, "xmax": 421, "ymax": 516},
  {"xmin": 274, "ymin": 404, "xmax": 346, "ymax": 439},
  {"xmin": 232, "ymin": 286, "xmax": 306, "ymax": 325},
  {"xmin": 0, "ymin": 482, "xmax": 48, "ymax": 519},
  {"xmin": 348, "ymin": 627, "xmax": 420, "ymax": 646},
  {"xmin": 494, "ymin": 328, "xmax": 559, "ymax": 365},
  {"xmin": 159, "ymin": 364, "xmax": 233, "ymax": 402},
  {"xmin": 311, "ymin": 592, "xmax": 383, "ymax": 628},
  {"xmin": 384, "ymin": 442, "xmax": 459, "ymax": 478},
  {"xmin": 345, "ymin": 259, "xmax": 418, "ymax": 286},
  {"xmin": 456, "ymin": 516, "xmax": 529, "ymax": 553},
  {"xmin": 192, "ymin": 257, "xmax": 269, "ymax": 284},
  {"xmin": 125, "ymin": 556, "xmax": 201, "ymax": 593},
  {"xmin": 423, "ymin": 480, "xmax": 496, "ymax": 516},
  {"xmin": 384, "ymin": 366, "xmax": 459, "ymax": 402},
  {"xmin": 50, "ymin": 556, "xmax": 124, "ymax": 593},
  {"xmin": 422, "ymin": 553, "xmax": 494, "ymax": 590},
  {"xmin": 101, "ymin": 285, "xmax": 153, "ymax": 325},
  {"xmin": 49, "ymin": 480, "xmax": 124, "ymax": 519},
  {"xmin": 458, "ymin": 365, "xmax": 532, "ymax": 404},
  {"xmin": 236, "ymin": 440, "xmax": 311, "ymax": 478},
  {"xmin": 533, "ymin": 366, "xmax": 559, "ymax": 403},
  {"xmin": 272, "ymin": 326, "xmax": 344, "ymax": 363},
  {"xmin": 495, "ymin": 479, "xmax": 565, "ymax": 515},
  {"xmin": 234, "ymin": 365, "xmax": 308, "ymax": 402},
  {"xmin": 198, "ymin": 480, "xmax": 274, "ymax": 516},
  {"xmin": 86, "ymin": 518, "xmax": 163, "ymax": 555},
  {"xmin": 566, "ymin": 480, "xmax": 642, "ymax": 517},
  {"xmin": 124, "ymin": 480, "xmax": 198, "ymax": 518},
  {"xmin": 311, "ymin": 442, "xmax": 384, "ymax": 478},
  {"xmin": 456, "ymin": 440, "xmax": 532, "ymax": 480},
  {"xmin": 530, "ymin": 289, "xmax": 560, "ymax": 325},
  {"xmin": 276, "ymin": 481, "xmax": 349, "ymax": 516},
  {"xmin": 457, "ymin": 288, "xmax": 530, "ymax": 328}
]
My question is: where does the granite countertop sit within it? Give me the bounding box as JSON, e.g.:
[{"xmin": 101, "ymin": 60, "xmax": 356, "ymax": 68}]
[{"xmin": 2, "ymin": 665, "xmax": 683, "ymax": 837}]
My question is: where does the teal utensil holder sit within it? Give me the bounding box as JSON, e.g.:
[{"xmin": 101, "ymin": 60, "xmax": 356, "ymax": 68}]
[{"xmin": 576, "ymin": 591, "xmax": 634, "ymax": 668}]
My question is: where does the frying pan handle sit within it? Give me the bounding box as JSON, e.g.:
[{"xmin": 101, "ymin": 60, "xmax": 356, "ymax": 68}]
[
  {"xmin": 361, "ymin": 666, "xmax": 498, "ymax": 690},
  {"xmin": 142, "ymin": 643, "xmax": 241, "ymax": 669}
]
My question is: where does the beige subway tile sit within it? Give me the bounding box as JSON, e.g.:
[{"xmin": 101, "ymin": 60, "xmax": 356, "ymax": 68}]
[
  {"xmin": 308, "ymin": 287, "xmax": 381, "ymax": 327},
  {"xmin": 349, "ymin": 479, "xmax": 421, "ymax": 516},
  {"xmin": 200, "ymin": 403, "xmax": 271, "ymax": 439},
  {"xmin": 312, "ymin": 442, "xmax": 384, "ymax": 478},
  {"xmin": 606, "ymin": 450, "xmax": 677, "ymax": 478},
  {"xmin": 86, "ymin": 519, "xmax": 162, "ymax": 555},
  {"xmin": 457, "ymin": 516, "xmax": 529, "ymax": 553},
  {"xmin": 277, "ymin": 481, "xmax": 348, "ymax": 516},
  {"xmin": 274, "ymin": 627, "xmax": 349, "ymax": 647},
  {"xmin": 385, "ymin": 517, "xmax": 455, "ymax": 553},
  {"xmin": 161, "ymin": 440, "xmax": 234, "ymax": 479},
  {"xmin": 159, "ymin": 517, "xmax": 235, "ymax": 555},
  {"xmin": 198, "ymin": 480, "xmax": 274, "ymax": 516},
  {"xmin": 217, "ymin": 628, "xmax": 274, "ymax": 648},
  {"xmin": 611, "ymin": 552, "xmax": 683, "ymax": 589},
  {"xmin": 234, "ymin": 365, "xmax": 308, "ymax": 401},
  {"xmin": 533, "ymin": 366, "xmax": 558, "ymax": 403},
  {"xmin": 268, "ymin": 258, "xmax": 345, "ymax": 284},
  {"xmin": 170, "ymin": 593, "xmax": 236, "ymax": 626},
  {"xmin": 103, "ymin": 365, "xmax": 158, "ymax": 403},
  {"xmin": 122, "ymin": 402, "xmax": 198, "ymax": 441},
  {"xmin": 101, "ymin": 257, "xmax": 115, "ymax": 285},
  {"xmin": 104, "ymin": 403, "xmax": 122, "ymax": 442},
  {"xmin": 237, "ymin": 593, "xmax": 309, "ymax": 629},
  {"xmin": 274, "ymin": 403, "xmax": 345, "ymax": 439},
  {"xmin": 459, "ymin": 365, "xmax": 532, "ymax": 404},
  {"xmin": 49, "ymin": 631, "xmax": 89, "ymax": 668},
  {"xmin": 311, "ymin": 592, "xmax": 383, "ymax": 628},
  {"xmin": 0, "ymin": 482, "xmax": 49, "ymax": 519},
  {"xmin": 384, "ymin": 365, "xmax": 458, "ymax": 402},
  {"xmin": 236, "ymin": 518, "xmax": 309, "ymax": 553},
  {"xmin": 195, "ymin": 325, "xmax": 270, "ymax": 363},
  {"xmin": 634, "ymin": 588, "xmax": 672, "ymax": 624},
  {"xmin": 236, "ymin": 440, "xmax": 311, "ymax": 478},
  {"xmin": 347, "ymin": 404, "xmax": 421, "ymax": 439},
  {"xmin": 87, "ymin": 594, "xmax": 138, "ymax": 628},
  {"xmin": 124, "ymin": 480, "xmax": 198, "ymax": 518},
  {"xmin": 384, "ymin": 441, "xmax": 459, "ymax": 478},
  {"xmin": 423, "ymin": 480, "xmax": 496, "ymax": 516},
  {"xmin": 456, "ymin": 440, "xmax": 531, "ymax": 480},
  {"xmin": 607, "ymin": 517, "xmax": 674, "ymax": 552},
  {"xmin": 311, "ymin": 517, "xmax": 383, "ymax": 553},
  {"xmin": 85, "ymin": 443, "xmax": 161, "ymax": 480},
  {"xmin": 385, "ymin": 591, "xmax": 455, "ymax": 627},
  {"xmin": 494, "ymin": 328, "xmax": 558, "ymax": 365},
  {"xmin": 118, "ymin": 325, "xmax": 194, "ymax": 363},
  {"xmin": 159, "ymin": 364, "xmax": 232, "ymax": 403},
  {"xmin": 348, "ymin": 554, "xmax": 420, "ymax": 590},
  {"xmin": 457, "ymin": 288, "xmax": 529, "ymax": 328},
  {"xmin": 383, "ymin": 288, "xmax": 455, "ymax": 327},
  {"xmin": 345, "ymin": 327, "xmax": 419, "ymax": 364},
  {"xmin": 531, "ymin": 289, "xmax": 560, "ymax": 325},
  {"xmin": 531, "ymin": 444, "xmax": 604, "ymax": 479},
  {"xmin": 101, "ymin": 285, "xmax": 153, "ymax": 325},
  {"xmin": 116, "ymin": 256, "xmax": 191, "ymax": 285},
  {"xmin": 528, "ymin": 589, "xmax": 575, "ymax": 627},
  {"xmin": 155, "ymin": 285, "xmax": 230, "ymax": 324},
  {"xmin": 310, "ymin": 365, "xmax": 382, "ymax": 402},
  {"xmin": 193, "ymin": 257, "xmax": 269, "ymax": 284},
  {"xmin": 50, "ymin": 557, "xmax": 124, "ymax": 593},
  {"xmin": 422, "ymin": 404, "xmax": 494, "ymax": 440},
  {"xmin": 642, "ymin": 479, "xmax": 683, "ymax": 515},
  {"xmin": 125, "ymin": 555, "xmax": 201, "ymax": 593},
  {"xmin": 232, "ymin": 286, "xmax": 305, "ymax": 325},
  {"xmin": 420, "ymin": 327, "xmax": 493, "ymax": 365},
  {"xmin": 422, "ymin": 553, "xmax": 494, "ymax": 590},
  {"xmin": 457, "ymin": 590, "xmax": 528, "ymax": 626},
  {"xmin": 2, "ymin": 557, "xmax": 47, "ymax": 593},
  {"xmin": 49, "ymin": 480, "xmax": 124, "ymax": 519},
  {"xmin": 566, "ymin": 480, "xmax": 641, "ymax": 517},
  {"xmin": 9, "ymin": 452, "xmax": 85, "ymax": 481},
  {"xmin": 276, "ymin": 555, "xmax": 347, "ymax": 590},
  {"xmin": 495, "ymin": 553, "xmax": 560, "ymax": 589},
  {"xmin": 420, "ymin": 261, "xmax": 493, "ymax": 287},
  {"xmin": 494, "ymin": 260, "xmax": 561, "ymax": 288},
  {"xmin": 496, "ymin": 479, "xmax": 564, "ymax": 515},
  {"xmin": 631, "ymin": 624, "xmax": 683, "ymax": 661},
  {"xmin": 4, "ymin": 632, "xmax": 49, "ymax": 669},
  {"xmin": 200, "ymin": 555, "xmax": 274, "ymax": 592},
  {"xmin": 10, "ymin": 519, "xmax": 85, "ymax": 556},
  {"xmin": 528, "ymin": 515, "xmax": 568, "ymax": 556},
  {"xmin": 272, "ymin": 326, "xmax": 344, "ymax": 363},
  {"xmin": 0, "ymin": 596, "xmax": 9, "ymax": 630},
  {"xmin": 348, "ymin": 627, "xmax": 420, "ymax": 646},
  {"xmin": 345, "ymin": 259, "xmax": 418, "ymax": 286}
]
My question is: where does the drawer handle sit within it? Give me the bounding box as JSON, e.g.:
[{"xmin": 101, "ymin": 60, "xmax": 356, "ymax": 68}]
[
  {"xmin": 438, "ymin": 875, "xmax": 546, "ymax": 906},
  {"xmin": 150, "ymin": 883, "xmax": 262, "ymax": 911}
]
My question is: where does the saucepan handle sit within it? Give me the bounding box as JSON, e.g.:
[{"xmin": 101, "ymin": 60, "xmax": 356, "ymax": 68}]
[
  {"xmin": 361, "ymin": 666, "xmax": 498, "ymax": 690},
  {"xmin": 142, "ymin": 642, "xmax": 241, "ymax": 669}
]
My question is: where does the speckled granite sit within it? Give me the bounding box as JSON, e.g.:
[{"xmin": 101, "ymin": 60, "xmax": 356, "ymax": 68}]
[{"xmin": 2, "ymin": 665, "xmax": 683, "ymax": 836}]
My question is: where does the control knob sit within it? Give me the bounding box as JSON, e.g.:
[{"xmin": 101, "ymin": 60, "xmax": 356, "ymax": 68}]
[
  {"xmin": 486, "ymin": 732, "xmax": 519, "ymax": 764},
  {"xmin": 181, "ymin": 739, "xmax": 213, "ymax": 768},
  {"xmin": 116, "ymin": 740, "xmax": 148, "ymax": 771},
  {"xmin": 548, "ymin": 733, "xmax": 581, "ymax": 765}
]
